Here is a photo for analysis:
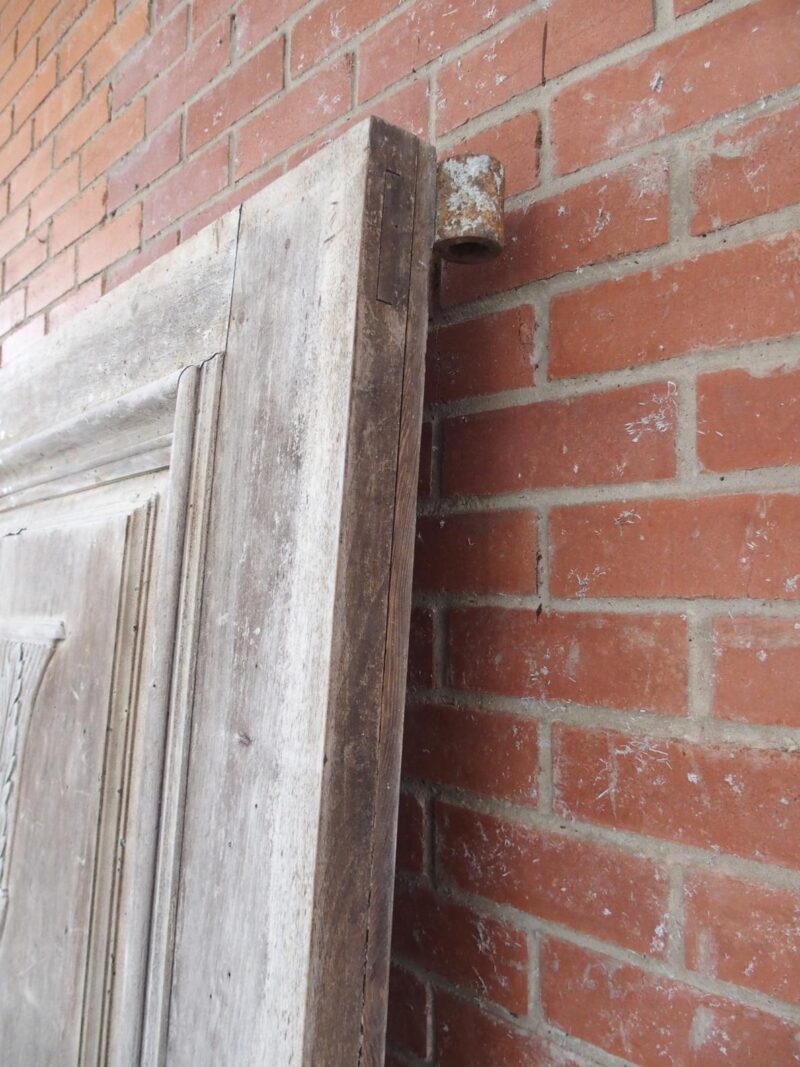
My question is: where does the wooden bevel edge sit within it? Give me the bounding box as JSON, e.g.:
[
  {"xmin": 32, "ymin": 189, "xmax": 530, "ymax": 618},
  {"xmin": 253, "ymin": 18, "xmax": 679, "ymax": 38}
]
[{"xmin": 302, "ymin": 118, "xmax": 436, "ymax": 1067}]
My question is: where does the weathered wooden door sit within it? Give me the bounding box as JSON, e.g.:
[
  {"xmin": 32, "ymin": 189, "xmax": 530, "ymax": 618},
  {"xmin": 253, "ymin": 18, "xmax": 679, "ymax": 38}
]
[{"xmin": 0, "ymin": 119, "xmax": 434, "ymax": 1067}]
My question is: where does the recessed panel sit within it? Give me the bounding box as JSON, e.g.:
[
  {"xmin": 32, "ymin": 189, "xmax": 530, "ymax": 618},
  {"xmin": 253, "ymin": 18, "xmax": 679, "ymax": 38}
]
[{"xmin": 0, "ymin": 515, "xmax": 145, "ymax": 1064}]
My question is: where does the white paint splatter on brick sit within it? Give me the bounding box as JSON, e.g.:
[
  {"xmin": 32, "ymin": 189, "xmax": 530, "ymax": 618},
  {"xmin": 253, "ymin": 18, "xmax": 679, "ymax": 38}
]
[{"xmin": 607, "ymin": 98, "xmax": 671, "ymax": 155}]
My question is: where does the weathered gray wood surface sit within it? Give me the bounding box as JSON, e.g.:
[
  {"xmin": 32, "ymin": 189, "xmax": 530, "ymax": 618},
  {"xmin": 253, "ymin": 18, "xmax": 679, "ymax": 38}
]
[
  {"xmin": 0, "ymin": 517, "xmax": 134, "ymax": 1062},
  {"xmin": 0, "ymin": 117, "xmax": 434, "ymax": 1066}
]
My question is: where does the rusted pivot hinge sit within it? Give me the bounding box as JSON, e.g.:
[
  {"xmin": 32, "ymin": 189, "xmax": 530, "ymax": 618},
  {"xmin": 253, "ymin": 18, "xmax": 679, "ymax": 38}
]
[{"xmin": 434, "ymin": 154, "xmax": 505, "ymax": 265}]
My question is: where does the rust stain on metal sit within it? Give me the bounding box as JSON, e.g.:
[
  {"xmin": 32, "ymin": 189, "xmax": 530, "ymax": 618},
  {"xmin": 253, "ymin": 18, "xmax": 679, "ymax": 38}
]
[{"xmin": 434, "ymin": 154, "xmax": 505, "ymax": 264}]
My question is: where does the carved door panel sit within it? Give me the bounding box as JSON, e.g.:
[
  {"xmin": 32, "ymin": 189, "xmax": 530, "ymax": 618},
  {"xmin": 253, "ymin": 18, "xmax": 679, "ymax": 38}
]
[
  {"xmin": 0, "ymin": 519, "xmax": 138, "ymax": 1062},
  {"xmin": 0, "ymin": 119, "xmax": 434, "ymax": 1066}
]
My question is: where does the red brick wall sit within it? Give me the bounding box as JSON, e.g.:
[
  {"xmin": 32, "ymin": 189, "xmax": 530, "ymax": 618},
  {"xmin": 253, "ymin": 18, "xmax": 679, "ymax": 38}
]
[{"xmin": 3, "ymin": 0, "xmax": 800, "ymax": 1063}]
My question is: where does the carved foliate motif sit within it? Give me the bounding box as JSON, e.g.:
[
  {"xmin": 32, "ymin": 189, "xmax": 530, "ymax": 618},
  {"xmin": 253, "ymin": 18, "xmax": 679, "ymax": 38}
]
[{"xmin": 0, "ymin": 629, "xmax": 61, "ymax": 935}]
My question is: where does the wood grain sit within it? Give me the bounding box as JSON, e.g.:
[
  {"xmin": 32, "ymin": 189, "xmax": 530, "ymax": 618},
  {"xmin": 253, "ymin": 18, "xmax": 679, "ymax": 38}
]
[
  {"xmin": 0, "ymin": 116, "xmax": 433, "ymax": 1067},
  {"xmin": 0, "ymin": 517, "xmax": 134, "ymax": 1062},
  {"xmin": 304, "ymin": 122, "xmax": 436, "ymax": 1067},
  {"xmin": 164, "ymin": 118, "xmax": 434, "ymax": 1066},
  {"xmin": 0, "ymin": 214, "xmax": 237, "ymax": 451}
]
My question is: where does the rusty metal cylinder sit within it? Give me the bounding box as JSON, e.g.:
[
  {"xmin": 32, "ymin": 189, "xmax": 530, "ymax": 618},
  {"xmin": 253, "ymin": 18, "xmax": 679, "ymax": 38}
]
[{"xmin": 434, "ymin": 154, "xmax": 505, "ymax": 264}]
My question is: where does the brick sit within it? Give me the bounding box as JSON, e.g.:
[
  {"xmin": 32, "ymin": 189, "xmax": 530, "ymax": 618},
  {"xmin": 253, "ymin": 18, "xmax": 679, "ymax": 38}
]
[
  {"xmin": 436, "ymin": 991, "xmax": 585, "ymax": 1067},
  {"xmin": 0, "ymin": 287, "xmax": 25, "ymax": 335},
  {"xmin": 0, "ymin": 123, "xmax": 31, "ymax": 184},
  {"xmin": 436, "ymin": 14, "xmax": 545, "ymax": 136},
  {"xmin": 29, "ymin": 158, "xmax": 80, "ymax": 230},
  {"xmin": 147, "ymin": 17, "xmax": 230, "ymax": 132},
  {"xmin": 443, "ymin": 157, "xmax": 669, "ymax": 306},
  {"xmin": 692, "ymin": 100, "xmax": 800, "ymax": 235},
  {"xmin": 26, "ymin": 248, "xmax": 76, "ymax": 315},
  {"xmin": 392, "ymin": 882, "xmax": 529, "ymax": 1013},
  {"xmin": 449, "ymin": 607, "xmax": 687, "ymax": 714},
  {"xmin": 417, "ymin": 421, "xmax": 432, "ymax": 498},
  {"xmin": 1, "ymin": 315, "xmax": 45, "ymax": 364},
  {"xmin": 0, "ymin": 207, "xmax": 28, "ymax": 261},
  {"xmin": 235, "ymin": 57, "xmax": 352, "ymax": 180},
  {"xmin": 438, "ymin": 803, "xmax": 670, "ymax": 955},
  {"xmin": 105, "ymin": 229, "xmax": 178, "ymax": 290},
  {"xmin": 13, "ymin": 53, "xmax": 56, "ymax": 130},
  {"xmin": 555, "ymin": 725, "xmax": 800, "ymax": 867},
  {"xmin": 284, "ymin": 116, "xmax": 356, "ymax": 171},
  {"xmin": 186, "ymin": 37, "xmax": 283, "ymax": 154},
  {"xmin": 0, "ymin": 0, "xmax": 29, "ymax": 38},
  {"xmin": 179, "ymin": 163, "xmax": 283, "ymax": 240},
  {"xmin": 0, "ymin": 43, "xmax": 36, "ymax": 115},
  {"xmin": 108, "ymin": 116, "xmax": 181, "ymax": 211},
  {"xmin": 368, "ymin": 78, "xmax": 429, "ymax": 140},
  {"xmin": 292, "ymin": 0, "xmax": 399, "ymax": 76},
  {"xmin": 712, "ymin": 617, "xmax": 800, "ymax": 727},
  {"xmin": 685, "ymin": 869, "xmax": 800, "ymax": 1007},
  {"xmin": 551, "ymin": 0, "xmax": 800, "ymax": 175},
  {"xmin": 550, "ymin": 233, "xmax": 800, "ymax": 377},
  {"xmin": 0, "ymin": 33, "xmax": 14, "ymax": 83},
  {"xmin": 9, "ymin": 141, "xmax": 51, "ymax": 210},
  {"xmin": 143, "ymin": 138, "xmax": 228, "ymax": 239},
  {"xmin": 38, "ymin": 0, "xmax": 86, "ymax": 59},
  {"xmin": 59, "ymin": 0, "xmax": 115, "ymax": 76},
  {"xmin": 5, "ymin": 231, "xmax": 48, "ymax": 290},
  {"xmin": 154, "ymin": 0, "xmax": 184, "ymax": 21},
  {"xmin": 55, "ymin": 89, "xmax": 110, "ymax": 167},
  {"xmin": 112, "ymin": 6, "xmax": 189, "ymax": 110},
  {"xmin": 428, "ymin": 306, "xmax": 534, "ymax": 406},
  {"xmin": 414, "ymin": 510, "xmax": 537, "ymax": 595},
  {"xmin": 443, "ymin": 382, "xmax": 677, "ymax": 496},
  {"xmin": 77, "ymin": 203, "xmax": 141, "ymax": 282},
  {"xmin": 550, "ymin": 493, "xmax": 800, "ymax": 601},
  {"xmin": 404, "ymin": 703, "xmax": 539, "ymax": 804},
  {"xmin": 34, "ymin": 68, "xmax": 82, "ymax": 144},
  {"xmin": 16, "ymin": 0, "xmax": 59, "ymax": 54},
  {"xmin": 442, "ymin": 112, "xmax": 540, "ymax": 198},
  {"xmin": 52, "ymin": 181, "xmax": 107, "ymax": 254},
  {"xmin": 283, "ymin": 91, "xmax": 433, "ymax": 167},
  {"xmin": 233, "ymin": 0, "xmax": 306, "ymax": 56},
  {"xmin": 359, "ymin": 0, "xmax": 529, "ymax": 103},
  {"xmin": 542, "ymin": 938, "xmax": 800, "ymax": 1067},
  {"xmin": 193, "ymin": 0, "xmax": 233, "ymax": 40},
  {"xmin": 676, "ymin": 0, "xmax": 714, "ymax": 12},
  {"xmin": 86, "ymin": 0, "xmax": 150, "ymax": 90},
  {"xmin": 698, "ymin": 367, "xmax": 800, "ymax": 473},
  {"xmin": 386, "ymin": 966, "xmax": 427, "ymax": 1059},
  {"xmin": 545, "ymin": 0, "xmax": 654, "ymax": 80},
  {"xmin": 82, "ymin": 98, "xmax": 145, "ymax": 187},
  {"xmin": 47, "ymin": 276, "xmax": 103, "ymax": 331},
  {"xmin": 0, "ymin": 106, "xmax": 10, "ymax": 149},
  {"xmin": 407, "ymin": 606, "xmax": 434, "ymax": 689},
  {"xmin": 395, "ymin": 791, "xmax": 424, "ymax": 875}
]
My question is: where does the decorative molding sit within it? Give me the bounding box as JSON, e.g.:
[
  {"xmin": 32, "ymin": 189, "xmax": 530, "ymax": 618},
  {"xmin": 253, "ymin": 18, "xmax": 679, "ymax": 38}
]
[
  {"xmin": 0, "ymin": 191, "xmax": 238, "ymax": 1063},
  {"xmin": 0, "ymin": 373, "xmax": 182, "ymax": 513},
  {"xmin": 140, "ymin": 353, "xmax": 224, "ymax": 1066},
  {"xmin": 79, "ymin": 500, "xmax": 158, "ymax": 1067},
  {"xmin": 0, "ymin": 621, "xmax": 64, "ymax": 938},
  {"xmin": 0, "ymin": 356, "xmax": 225, "ymax": 1066}
]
